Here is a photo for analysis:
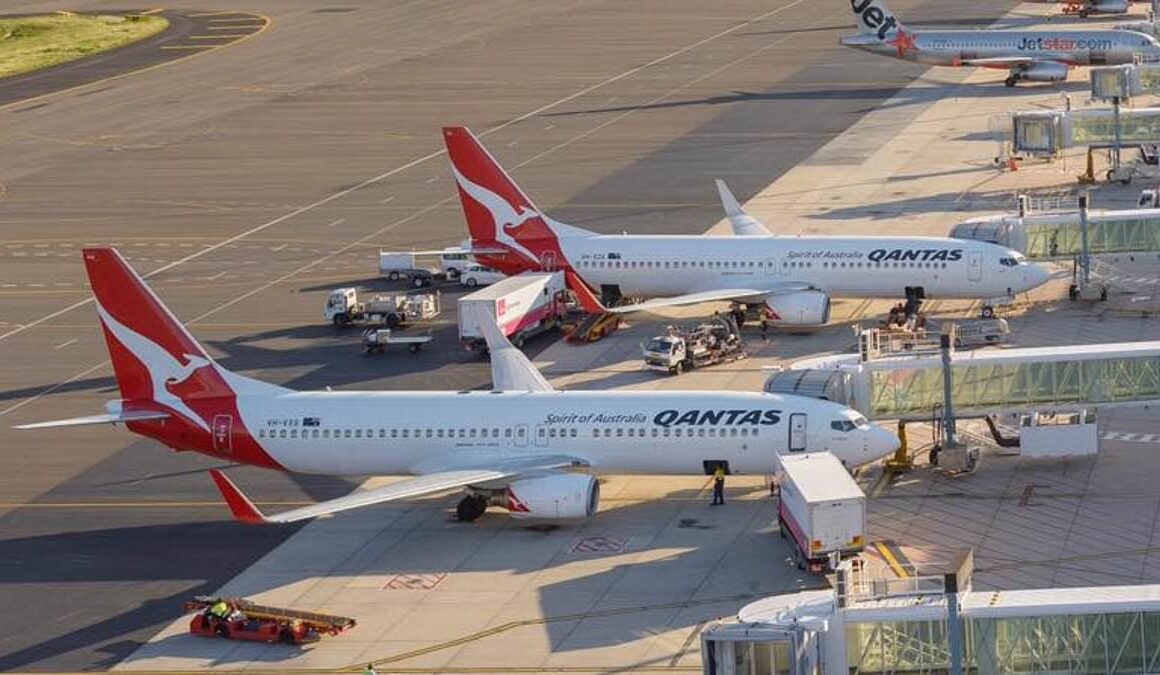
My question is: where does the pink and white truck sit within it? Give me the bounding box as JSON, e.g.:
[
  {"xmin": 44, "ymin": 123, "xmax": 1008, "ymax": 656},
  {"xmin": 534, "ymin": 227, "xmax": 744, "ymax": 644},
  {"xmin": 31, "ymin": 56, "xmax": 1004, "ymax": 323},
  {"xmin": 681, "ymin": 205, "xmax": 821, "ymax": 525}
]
[
  {"xmin": 458, "ymin": 271, "xmax": 567, "ymax": 351},
  {"xmin": 776, "ymin": 452, "xmax": 866, "ymax": 573}
]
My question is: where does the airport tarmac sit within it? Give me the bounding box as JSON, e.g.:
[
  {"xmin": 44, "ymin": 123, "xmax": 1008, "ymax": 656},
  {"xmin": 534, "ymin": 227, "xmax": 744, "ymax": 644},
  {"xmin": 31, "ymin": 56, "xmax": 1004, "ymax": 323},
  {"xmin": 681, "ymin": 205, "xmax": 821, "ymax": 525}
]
[
  {"xmin": 96, "ymin": 2, "xmax": 1160, "ymax": 673},
  {"xmin": 0, "ymin": 0, "xmax": 1034, "ymax": 670}
]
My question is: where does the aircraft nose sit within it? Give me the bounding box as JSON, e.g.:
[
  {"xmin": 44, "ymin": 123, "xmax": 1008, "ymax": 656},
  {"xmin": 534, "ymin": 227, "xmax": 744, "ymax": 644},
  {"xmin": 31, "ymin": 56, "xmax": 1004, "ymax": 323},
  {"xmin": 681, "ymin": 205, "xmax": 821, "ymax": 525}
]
[
  {"xmin": 1025, "ymin": 262, "xmax": 1052, "ymax": 290},
  {"xmin": 868, "ymin": 424, "xmax": 900, "ymax": 461}
]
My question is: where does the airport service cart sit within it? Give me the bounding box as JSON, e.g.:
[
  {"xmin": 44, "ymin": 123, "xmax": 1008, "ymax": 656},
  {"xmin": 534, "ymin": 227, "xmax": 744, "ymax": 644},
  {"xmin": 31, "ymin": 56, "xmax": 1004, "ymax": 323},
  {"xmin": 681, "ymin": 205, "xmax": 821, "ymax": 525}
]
[
  {"xmin": 458, "ymin": 271, "xmax": 567, "ymax": 351},
  {"xmin": 776, "ymin": 453, "xmax": 866, "ymax": 573},
  {"xmin": 642, "ymin": 315, "xmax": 745, "ymax": 375},
  {"xmin": 362, "ymin": 327, "xmax": 433, "ymax": 354},
  {"xmin": 378, "ymin": 251, "xmax": 440, "ymax": 287},
  {"xmin": 183, "ymin": 596, "xmax": 355, "ymax": 645}
]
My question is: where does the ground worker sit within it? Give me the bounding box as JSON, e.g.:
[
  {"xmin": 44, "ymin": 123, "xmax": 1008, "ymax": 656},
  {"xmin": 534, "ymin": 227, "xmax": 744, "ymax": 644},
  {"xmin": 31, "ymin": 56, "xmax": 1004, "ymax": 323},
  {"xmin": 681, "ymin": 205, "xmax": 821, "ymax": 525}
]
[
  {"xmin": 711, "ymin": 465, "xmax": 726, "ymax": 505},
  {"xmin": 207, "ymin": 599, "xmax": 230, "ymax": 621},
  {"xmin": 362, "ymin": 663, "xmax": 378, "ymax": 675}
]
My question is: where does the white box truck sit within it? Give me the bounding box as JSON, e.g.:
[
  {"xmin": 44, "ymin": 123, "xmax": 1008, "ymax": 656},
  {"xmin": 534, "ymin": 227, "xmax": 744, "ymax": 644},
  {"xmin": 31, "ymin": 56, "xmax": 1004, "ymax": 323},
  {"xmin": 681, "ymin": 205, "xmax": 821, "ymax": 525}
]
[
  {"xmin": 776, "ymin": 452, "xmax": 866, "ymax": 573},
  {"xmin": 378, "ymin": 251, "xmax": 440, "ymax": 287},
  {"xmin": 458, "ymin": 271, "xmax": 567, "ymax": 350}
]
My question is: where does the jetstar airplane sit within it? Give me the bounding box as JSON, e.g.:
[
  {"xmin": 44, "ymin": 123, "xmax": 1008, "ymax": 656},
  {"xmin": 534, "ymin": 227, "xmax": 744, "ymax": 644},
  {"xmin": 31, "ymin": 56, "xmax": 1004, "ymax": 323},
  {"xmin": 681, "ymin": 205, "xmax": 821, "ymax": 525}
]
[
  {"xmin": 14, "ymin": 248, "xmax": 898, "ymax": 524},
  {"xmin": 841, "ymin": 0, "xmax": 1160, "ymax": 86},
  {"xmin": 442, "ymin": 127, "xmax": 1052, "ymax": 326}
]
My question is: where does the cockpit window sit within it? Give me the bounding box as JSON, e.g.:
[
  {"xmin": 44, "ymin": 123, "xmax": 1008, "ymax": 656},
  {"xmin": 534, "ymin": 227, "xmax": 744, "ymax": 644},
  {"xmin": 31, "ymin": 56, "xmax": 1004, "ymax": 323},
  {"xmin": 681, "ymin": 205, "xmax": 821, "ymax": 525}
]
[{"xmin": 831, "ymin": 420, "xmax": 856, "ymax": 432}]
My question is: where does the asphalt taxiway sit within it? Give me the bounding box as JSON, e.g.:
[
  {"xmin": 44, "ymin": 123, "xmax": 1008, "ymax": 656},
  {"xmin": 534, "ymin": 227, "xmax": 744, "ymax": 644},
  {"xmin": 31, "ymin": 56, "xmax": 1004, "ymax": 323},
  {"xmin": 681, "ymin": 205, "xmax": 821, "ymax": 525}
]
[{"xmin": 0, "ymin": 0, "xmax": 1021, "ymax": 670}]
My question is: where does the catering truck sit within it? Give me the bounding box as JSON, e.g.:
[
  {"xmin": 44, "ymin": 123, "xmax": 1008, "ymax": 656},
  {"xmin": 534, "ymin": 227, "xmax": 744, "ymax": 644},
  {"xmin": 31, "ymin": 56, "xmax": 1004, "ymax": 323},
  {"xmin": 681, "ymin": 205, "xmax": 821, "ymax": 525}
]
[
  {"xmin": 776, "ymin": 452, "xmax": 866, "ymax": 573},
  {"xmin": 458, "ymin": 271, "xmax": 567, "ymax": 351}
]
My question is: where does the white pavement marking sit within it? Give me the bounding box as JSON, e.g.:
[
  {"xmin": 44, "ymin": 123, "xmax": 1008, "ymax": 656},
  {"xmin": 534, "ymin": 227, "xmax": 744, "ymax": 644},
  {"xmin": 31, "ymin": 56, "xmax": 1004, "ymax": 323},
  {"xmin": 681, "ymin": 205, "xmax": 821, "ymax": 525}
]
[
  {"xmin": 271, "ymin": 243, "xmax": 287, "ymax": 252},
  {"xmin": 204, "ymin": 271, "xmax": 227, "ymax": 281},
  {"xmin": 0, "ymin": 0, "xmax": 806, "ymax": 349},
  {"xmin": 53, "ymin": 339, "xmax": 77, "ymax": 350},
  {"xmin": 325, "ymin": 218, "xmax": 346, "ymax": 228},
  {"xmin": 378, "ymin": 195, "xmax": 395, "ymax": 204}
]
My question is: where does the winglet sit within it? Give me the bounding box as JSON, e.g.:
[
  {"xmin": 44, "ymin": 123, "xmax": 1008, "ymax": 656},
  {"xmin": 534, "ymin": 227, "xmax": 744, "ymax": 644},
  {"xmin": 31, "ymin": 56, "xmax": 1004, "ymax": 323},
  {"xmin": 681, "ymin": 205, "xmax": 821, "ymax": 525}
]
[
  {"xmin": 209, "ymin": 469, "xmax": 269, "ymax": 524},
  {"xmin": 715, "ymin": 180, "xmax": 773, "ymax": 237},
  {"xmin": 565, "ymin": 269, "xmax": 607, "ymax": 314}
]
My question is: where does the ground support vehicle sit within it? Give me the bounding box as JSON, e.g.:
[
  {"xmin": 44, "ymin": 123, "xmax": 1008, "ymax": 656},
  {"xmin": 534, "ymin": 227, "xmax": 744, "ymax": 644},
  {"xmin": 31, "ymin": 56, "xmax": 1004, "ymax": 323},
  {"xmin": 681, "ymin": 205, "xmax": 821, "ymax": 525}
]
[
  {"xmin": 776, "ymin": 453, "xmax": 866, "ymax": 573},
  {"xmin": 642, "ymin": 315, "xmax": 745, "ymax": 375},
  {"xmin": 183, "ymin": 596, "xmax": 356, "ymax": 645},
  {"xmin": 458, "ymin": 272, "xmax": 567, "ymax": 351},
  {"xmin": 362, "ymin": 327, "xmax": 433, "ymax": 354},
  {"xmin": 378, "ymin": 251, "xmax": 440, "ymax": 287},
  {"xmin": 325, "ymin": 288, "xmax": 440, "ymax": 328}
]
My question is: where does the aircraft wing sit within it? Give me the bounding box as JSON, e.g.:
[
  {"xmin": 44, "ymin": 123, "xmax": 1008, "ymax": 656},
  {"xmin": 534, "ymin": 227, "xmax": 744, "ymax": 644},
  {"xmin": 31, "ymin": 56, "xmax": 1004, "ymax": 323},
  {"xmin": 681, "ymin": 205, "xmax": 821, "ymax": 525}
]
[
  {"xmin": 958, "ymin": 56, "xmax": 1040, "ymax": 66},
  {"xmin": 478, "ymin": 311, "xmax": 554, "ymax": 392},
  {"xmin": 606, "ymin": 288, "xmax": 776, "ymax": 314},
  {"xmin": 209, "ymin": 453, "xmax": 586, "ymax": 524},
  {"xmin": 715, "ymin": 179, "xmax": 773, "ymax": 237},
  {"xmin": 12, "ymin": 409, "xmax": 170, "ymax": 430}
]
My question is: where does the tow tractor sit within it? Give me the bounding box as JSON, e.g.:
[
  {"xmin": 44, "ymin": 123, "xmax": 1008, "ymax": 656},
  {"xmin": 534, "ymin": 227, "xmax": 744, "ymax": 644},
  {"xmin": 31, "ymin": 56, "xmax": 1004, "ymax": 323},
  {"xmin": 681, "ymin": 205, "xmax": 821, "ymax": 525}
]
[
  {"xmin": 362, "ymin": 327, "xmax": 433, "ymax": 354},
  {"xmin": 642, "ymin": 314, "xmax": 745, "ymax": 375},
  {"xmin": 324, "ymin": 287, "xmax": 440, "ymax": 328},
  {"xmin": 183, "ymin": 596, "xmax": 356, "ymax": 645}
]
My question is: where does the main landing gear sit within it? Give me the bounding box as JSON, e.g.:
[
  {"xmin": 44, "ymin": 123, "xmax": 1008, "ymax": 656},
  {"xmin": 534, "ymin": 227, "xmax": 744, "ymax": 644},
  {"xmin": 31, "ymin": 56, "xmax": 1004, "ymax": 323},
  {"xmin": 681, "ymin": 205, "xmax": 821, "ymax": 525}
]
[
  {"xmin": 456, "ymin": 494, "xmax": 488, "ymax": 522},
  {"xmin": 886, "ymin": 287, "xmax": 926, "ymax": 328},
  {"xmin": 1004, "ymin": 75, "xmax": 1019, "ymax": 88}
]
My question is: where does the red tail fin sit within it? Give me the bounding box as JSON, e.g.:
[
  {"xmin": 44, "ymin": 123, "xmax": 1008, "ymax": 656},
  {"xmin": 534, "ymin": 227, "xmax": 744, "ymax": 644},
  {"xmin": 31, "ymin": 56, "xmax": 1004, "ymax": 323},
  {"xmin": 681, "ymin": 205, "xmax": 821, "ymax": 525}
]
[
  {"xmin": 82, "ymin": 248, "xmax": 282, "ymax": 469},
  {"xmin": 443, "ymin": 126, "xmax": 586, "ymax": 276},
  {"xmin": 84, "ymin": 248, "xmax": 227, "ymax": 404}
]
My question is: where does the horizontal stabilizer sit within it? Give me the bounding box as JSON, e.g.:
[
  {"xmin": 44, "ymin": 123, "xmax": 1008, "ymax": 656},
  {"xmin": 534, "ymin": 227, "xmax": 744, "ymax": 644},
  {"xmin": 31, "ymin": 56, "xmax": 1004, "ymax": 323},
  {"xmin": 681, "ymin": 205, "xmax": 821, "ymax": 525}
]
[
  {"xmin": 715, "ymin": 180, "xmax": 773, "ymax": 237},
  {"xmin": 13, "ymin": 409, "xmax": 170, "ymax": 430}
]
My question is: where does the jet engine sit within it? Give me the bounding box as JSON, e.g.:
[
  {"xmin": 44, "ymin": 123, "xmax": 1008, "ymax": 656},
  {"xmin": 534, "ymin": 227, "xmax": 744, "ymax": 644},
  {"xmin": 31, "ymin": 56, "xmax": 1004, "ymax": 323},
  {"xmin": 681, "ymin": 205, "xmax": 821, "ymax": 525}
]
[
  {"xmin": 1020, "ymin": 61, "xmax": 1069, "ymax": 82},
  {"xmin": 502, "ymin": 473, "xmax": 600, "ymax": 520},
  {"xmin": 1090, "ymin": 0, "xmax": 1129, "ymax": 13},
  {"xmin": 763, "ymin": 290, "xmax": 832, "ymax": 326}
]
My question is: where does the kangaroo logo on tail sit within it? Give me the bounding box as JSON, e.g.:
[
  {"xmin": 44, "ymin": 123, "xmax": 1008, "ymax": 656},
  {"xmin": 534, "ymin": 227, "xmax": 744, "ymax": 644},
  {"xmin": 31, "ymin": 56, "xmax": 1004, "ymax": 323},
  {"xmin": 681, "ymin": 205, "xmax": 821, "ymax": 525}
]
[
  {"xmin": 448, "ymin": 163, "xmax": 541, "ymax": 266},
  {"xmin": 851, "ymin": 0, "xmax": 902, "ymax": 40},
  {"xmin": 96, "ymin": 302, "xmax": 213, "ymax": 431}
]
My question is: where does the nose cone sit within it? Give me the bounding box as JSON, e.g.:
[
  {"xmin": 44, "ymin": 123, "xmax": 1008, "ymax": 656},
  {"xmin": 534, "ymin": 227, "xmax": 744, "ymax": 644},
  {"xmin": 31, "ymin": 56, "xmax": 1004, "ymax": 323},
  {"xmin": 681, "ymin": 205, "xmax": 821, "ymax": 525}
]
[
  {"xmin": 1023, "ymin": 262, "xmax": 1052, "ymax": 291},
  {"xmin": 868, "ymin": 424, "xmax": 900, "ymax": 461}
]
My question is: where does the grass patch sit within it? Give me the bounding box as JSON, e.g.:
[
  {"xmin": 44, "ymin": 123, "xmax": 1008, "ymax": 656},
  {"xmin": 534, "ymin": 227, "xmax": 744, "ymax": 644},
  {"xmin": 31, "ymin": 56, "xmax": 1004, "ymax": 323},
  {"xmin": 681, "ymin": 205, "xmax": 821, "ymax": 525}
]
[{"xmin": 0, "ymin": 13, "xmax": 168, "ymax": 79}]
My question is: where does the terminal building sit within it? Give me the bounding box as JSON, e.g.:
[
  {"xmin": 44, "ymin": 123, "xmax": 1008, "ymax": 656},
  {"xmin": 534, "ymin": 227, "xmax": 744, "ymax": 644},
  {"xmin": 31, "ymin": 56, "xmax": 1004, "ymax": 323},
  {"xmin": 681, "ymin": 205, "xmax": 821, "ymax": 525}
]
[{"xmin": 701, "ymin": 553, "xmax": 1160, "ymax": 675}]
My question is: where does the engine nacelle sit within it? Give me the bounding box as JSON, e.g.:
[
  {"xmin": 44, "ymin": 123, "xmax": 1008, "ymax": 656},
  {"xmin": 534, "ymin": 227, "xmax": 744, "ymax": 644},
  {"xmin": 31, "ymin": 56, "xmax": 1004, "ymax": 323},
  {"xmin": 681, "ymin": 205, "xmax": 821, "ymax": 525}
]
[
  {"xmin": 1021, "ymin": 62, "xmax": 1069, "ymax": 83},
  {"xmin": 763, "ymin": 290, "xmax": 831, "ymax": 326},
  {"xmin": 503, "ymin": 473, "xmax": 600, "ymax": 520}
]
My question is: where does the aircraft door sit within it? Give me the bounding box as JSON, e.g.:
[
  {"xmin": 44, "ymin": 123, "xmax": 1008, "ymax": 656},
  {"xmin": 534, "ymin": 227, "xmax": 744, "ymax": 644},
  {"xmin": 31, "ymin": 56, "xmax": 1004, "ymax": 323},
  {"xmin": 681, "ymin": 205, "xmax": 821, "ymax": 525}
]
[
  {"xmin": 788, "ymin": 413, "xmax": 806, "ymax": 453},
  {"xmin": 212, "ymin": 415, "xmax": 233, "ymax": 453},
  {"xmin": 515, "ymin": 424, "xmax": 529, "ymax": 447},
  {"xmin": 534, "ymin": 424, "xmax": 549, "ymax": 447},
  {"xmin": 540, "ymin": 251, "xmax": 557, "ymax": 272},
  {"xmin": 968, "ymin": 251, "xmax": 983, "ymax": 282}
]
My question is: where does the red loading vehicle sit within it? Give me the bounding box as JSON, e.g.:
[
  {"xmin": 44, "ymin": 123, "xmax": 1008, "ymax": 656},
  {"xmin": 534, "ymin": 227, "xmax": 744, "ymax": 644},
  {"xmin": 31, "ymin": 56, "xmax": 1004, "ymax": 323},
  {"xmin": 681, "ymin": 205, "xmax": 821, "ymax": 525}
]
[{"xmin": 183, "ymin": 596, "xmax": 356, "ymax": 645}]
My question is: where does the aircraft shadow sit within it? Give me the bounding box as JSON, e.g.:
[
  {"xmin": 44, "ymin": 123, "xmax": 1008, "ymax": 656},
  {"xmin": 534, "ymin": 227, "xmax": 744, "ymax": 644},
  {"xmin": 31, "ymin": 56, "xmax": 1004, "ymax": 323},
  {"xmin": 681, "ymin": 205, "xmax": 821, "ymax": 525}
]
[{"xmin": 0, "ymin": 480, "xmax": 820, "ymax": 669}]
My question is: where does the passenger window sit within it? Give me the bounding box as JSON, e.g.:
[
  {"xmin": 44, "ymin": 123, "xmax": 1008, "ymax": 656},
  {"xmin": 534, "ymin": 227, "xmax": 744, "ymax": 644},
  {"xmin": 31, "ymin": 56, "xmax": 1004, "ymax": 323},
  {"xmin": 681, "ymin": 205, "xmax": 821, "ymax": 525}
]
[
  {"xmin": 604, "ymin": 429, "xmax": 611, "ymax": 437},
  {"xmin": 741, "ymin": 428, "xmax": 749, "ymax": 437},
  {"xmin": 290, "ymin": 429, "xmax": 298, "ymax": 439},
  {"xmin": 458, "ymin": 429, "xmax": 466, "ymax": 438},
  {"xmin": 753, "ymin": 429, "xmax": 759, "ymax": 437},
  {"xmin": 537, "ymin": 428, "xmax": 545, "ymax": 437},
  {"xmin": 517, "ymin": 428, "xmax": 525, "ymax": 437},
  {"xmin": 730, "ymin": 428, "xmax": 738, "ymax": 437},
  {"xmin": 651, "ymin": 428, "xmax": 658, "ymax": 437},
  {"xmin": 258, "ymin": 430, "xmax": 265, "ymax": 438},
  {"xmin": 571, "ymin": 429, "xmax": 578, "ymax": 438},
  {"xmin": 401, "ymin": 429, "xmax": 408, "ymax": 438},
  {"xmin": 504, "ymin": 428, "xmax": 512, "ymax": 437},
  {"xmin": 549, "ymin": 428, "xmax": 557, "ymax": 438},
  {"xmin": 343, "ymin": 429, "xmax": 352, "ymax": 438},
  {"xmin": 314, "ymin": 430, "xmax": 320, "ymax": 438},
  {"xmin": 426, "ymin": 429, "xmax": 433, "ymax": 438},
  {"xmin": 698, "ymin": 429, "xmax": 705, "ymax": 437},
  {"xmin": 280, "ymin": 429, "xmax": 287, "ymax": 438},
  {"xmin": 322, "ymin": 429, "xmax": 330, "ymax": 438},
  {"xmin": 391, "ymin": 429, "xmax": 398, "ymax": 438},
  {"xmin": 663, "ymin": 429, "xmax": 670, "ymax": 437}
]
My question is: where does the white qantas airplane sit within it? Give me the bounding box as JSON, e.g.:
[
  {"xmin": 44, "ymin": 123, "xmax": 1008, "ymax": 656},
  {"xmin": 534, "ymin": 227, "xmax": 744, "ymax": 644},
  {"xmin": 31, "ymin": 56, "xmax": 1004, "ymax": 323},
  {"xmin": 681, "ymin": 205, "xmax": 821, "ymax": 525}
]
[
  {"xmin": 442, "ymin": 127, "xmax": 1051, "ymax": 325},
  {"xmin": 841, "ymin": 0, "xmax": 1160, "ymax": 86},
  {"xmin": 15, "ymin": 248, "xmax": 898, "ymax": 524}
]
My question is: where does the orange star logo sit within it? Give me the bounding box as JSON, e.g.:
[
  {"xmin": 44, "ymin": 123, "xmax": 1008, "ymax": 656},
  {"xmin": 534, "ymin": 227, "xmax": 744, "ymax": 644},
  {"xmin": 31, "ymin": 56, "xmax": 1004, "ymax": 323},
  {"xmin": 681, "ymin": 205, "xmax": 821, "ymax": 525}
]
[{"xmin": 888, "ymin": 29, "xmax": 916, "ymax": 58}]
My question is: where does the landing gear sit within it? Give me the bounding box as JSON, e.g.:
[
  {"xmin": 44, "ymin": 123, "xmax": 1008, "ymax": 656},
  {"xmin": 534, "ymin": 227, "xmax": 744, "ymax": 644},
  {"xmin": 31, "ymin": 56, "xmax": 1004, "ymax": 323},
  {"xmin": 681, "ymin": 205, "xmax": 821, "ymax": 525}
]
[
  {"xmin": 1004, "ymin": 75, "xmax": 1018, "ymax": 88},
  {"xmin": 455, "ymin": 494, "xmax": 488, "ymax": 522},
  {"xmin": 980, "ymin": 305, "xmax": 995, "ymax": 319}
]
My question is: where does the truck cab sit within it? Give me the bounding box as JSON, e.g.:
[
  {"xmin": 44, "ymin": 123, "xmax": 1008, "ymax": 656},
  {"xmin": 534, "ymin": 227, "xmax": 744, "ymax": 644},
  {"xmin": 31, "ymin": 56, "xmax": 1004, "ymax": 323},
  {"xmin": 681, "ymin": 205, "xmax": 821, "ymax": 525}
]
[
  {"xmin": 643, "ymin": 336, "xmax": 686, "ymax": 374},
  {"xmin": 324, "ymin": 288, "xmax": 358, "ymax": 325}
]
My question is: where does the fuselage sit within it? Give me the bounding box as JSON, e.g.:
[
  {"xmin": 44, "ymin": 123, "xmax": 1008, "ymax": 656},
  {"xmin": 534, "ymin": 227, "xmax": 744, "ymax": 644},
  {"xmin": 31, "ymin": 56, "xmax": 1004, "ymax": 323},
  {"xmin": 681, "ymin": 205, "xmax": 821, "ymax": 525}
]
[
  {"xmin": 844, "ymin": 29, "xmax": 1160, "ymax": 66},
  {"xmin": 555, "ymin": 234, "xmax": 1046, "ymax": 300},
  {"xmin": 166, "ymin": 389, "xmax": 896, "ymax": 476}
]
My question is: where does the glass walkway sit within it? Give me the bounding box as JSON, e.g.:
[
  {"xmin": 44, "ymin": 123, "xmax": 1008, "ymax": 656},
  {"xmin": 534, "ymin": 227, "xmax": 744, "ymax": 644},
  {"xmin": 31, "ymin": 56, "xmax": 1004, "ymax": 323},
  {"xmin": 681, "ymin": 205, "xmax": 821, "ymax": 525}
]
[
  {"xmin": 765, "ymin": 342, "xmax": 1160, "ymax": 422},
  {"xmin": 701, "ymin": 556, "xmax": 1160, "ymax": 675},
  {"xmin": 951, "ymin": 209, "xmax": 1160, "ymax": 260}
]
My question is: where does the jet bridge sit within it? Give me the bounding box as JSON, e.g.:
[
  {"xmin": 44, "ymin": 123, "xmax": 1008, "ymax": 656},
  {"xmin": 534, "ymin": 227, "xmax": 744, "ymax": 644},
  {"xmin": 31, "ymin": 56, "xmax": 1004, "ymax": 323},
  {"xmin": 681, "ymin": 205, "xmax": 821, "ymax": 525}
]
[
  {"xmin": 765, "ymin": 340, "xmax": 1160, "ymax": 421},
  {"xmin": 951, "ymin": 207, "xmax": 1160, "ymax": 259},
  {"xmin": 1010, "ymin": 107, "xmax": 1160, "ymax": 156}
]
